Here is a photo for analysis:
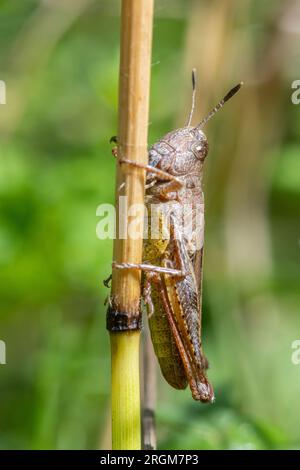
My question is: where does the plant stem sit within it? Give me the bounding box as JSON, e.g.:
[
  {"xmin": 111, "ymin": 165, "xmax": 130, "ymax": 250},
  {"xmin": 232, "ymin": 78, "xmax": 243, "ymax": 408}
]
[
  {"xmin": 110, "ymin": 331, "xmax": 141, "ymax": 449},
  {"xmin": 107, "ymin": 0, "xmax": 154, "ymax": 450}
]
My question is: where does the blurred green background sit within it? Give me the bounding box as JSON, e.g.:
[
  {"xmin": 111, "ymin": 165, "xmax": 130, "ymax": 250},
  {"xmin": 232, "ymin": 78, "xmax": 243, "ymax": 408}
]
[{"xmin": 0, "ymin": 0, "xmax": 299, "ymax": 450}]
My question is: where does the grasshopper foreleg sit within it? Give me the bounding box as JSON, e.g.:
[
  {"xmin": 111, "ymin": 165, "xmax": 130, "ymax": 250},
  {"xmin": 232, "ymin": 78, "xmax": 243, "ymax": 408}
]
[
  {"xmin": 110, "ymin": 141, "xmax": 183, "ymax": 195},
  {"xmin": 119, "ymin": 158, "xmax": 182, "ymax": 186}
]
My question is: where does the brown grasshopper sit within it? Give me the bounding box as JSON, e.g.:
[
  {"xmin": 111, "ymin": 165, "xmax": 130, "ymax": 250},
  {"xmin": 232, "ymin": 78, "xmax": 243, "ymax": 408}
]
[{"xmin": 111, "ymin": 72, "xmax": 242, "ymax": 402}]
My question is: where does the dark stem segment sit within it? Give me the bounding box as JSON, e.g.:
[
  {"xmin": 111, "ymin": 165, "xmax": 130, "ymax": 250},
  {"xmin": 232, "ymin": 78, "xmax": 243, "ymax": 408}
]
[
  {"xmin": 106, "ymin": 304, "xmax": 142, "ymax": 332},
  {"xmin": 142, "ymin": 408, "xmax": 156, "ymax": 450}
]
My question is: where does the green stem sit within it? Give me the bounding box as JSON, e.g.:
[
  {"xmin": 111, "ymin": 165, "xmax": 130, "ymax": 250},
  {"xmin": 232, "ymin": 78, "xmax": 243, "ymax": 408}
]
[{"xmin": 111, "ymin": 331, "xmax": 141, "ymax": 449}]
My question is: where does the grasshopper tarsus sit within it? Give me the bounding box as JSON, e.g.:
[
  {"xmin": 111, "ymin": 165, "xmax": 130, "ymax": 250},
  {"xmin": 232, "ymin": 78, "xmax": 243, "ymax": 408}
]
[
  {"xmin": 109, "ymin": 135, "xmax": 118, "ymax": 144},
  {"xmin": 103, "ymin": 274, "xmax": 112, "ymax": 288}
]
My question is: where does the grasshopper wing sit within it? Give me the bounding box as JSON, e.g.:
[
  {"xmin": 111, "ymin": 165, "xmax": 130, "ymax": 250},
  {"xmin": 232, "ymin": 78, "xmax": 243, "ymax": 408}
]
[
  {"xmin": 162, "ymin": 221, "xmax": 214, "ymax": 402},
  {"xmin": 144, "ymin": 211, "xmax": 188, "ymax": 391},
  {"xmin": 147, "ymin": 284, "xmax": 188, "ymax": 390}
]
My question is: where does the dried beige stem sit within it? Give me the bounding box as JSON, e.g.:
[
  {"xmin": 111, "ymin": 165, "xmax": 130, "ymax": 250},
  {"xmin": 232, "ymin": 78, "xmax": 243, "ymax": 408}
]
[{"xmin": 108, "ymin": 0, "xmax": 154, "ymax": 451}]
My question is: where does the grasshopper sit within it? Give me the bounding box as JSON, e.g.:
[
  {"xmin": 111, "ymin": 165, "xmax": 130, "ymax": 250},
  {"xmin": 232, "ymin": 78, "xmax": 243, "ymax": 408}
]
[{"xmin": 111, "ymin": 72, "xmax": 242, "ymax": 402}]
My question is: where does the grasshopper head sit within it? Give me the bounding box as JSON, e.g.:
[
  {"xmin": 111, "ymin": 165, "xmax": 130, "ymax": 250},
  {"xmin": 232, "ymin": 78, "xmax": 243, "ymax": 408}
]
[
  {"xmin": 148, "ymin": 79, "xmax": 242, "ymax": 179},
  {"xmin": 164, "ymin": 126, "xmax": 209, "ymax": 162},
  {"xmin": 148, "ymin": 126, "xmax": 208, "ymax": 178}
]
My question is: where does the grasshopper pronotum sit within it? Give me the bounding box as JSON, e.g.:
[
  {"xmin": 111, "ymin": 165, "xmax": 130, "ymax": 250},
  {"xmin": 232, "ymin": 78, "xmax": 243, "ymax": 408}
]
[{"xmin": 111, "ymin": 72, "xmax": 242, "ymax": 402}]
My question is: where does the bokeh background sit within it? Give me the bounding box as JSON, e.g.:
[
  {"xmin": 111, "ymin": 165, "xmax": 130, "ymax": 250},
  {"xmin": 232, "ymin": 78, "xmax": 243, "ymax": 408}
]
[{"xmin": 0, "ymin": 0, "xmax": 299, "ymax": 450}]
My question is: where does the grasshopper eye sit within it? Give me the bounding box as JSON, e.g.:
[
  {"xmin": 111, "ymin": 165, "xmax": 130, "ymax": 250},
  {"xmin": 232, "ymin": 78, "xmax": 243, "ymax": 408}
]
[
  {"xmin": 148, "ymin": 149, "xmax": 161, "ymax": 168},
  {"xmin": 191, "ymin": 140, "xmax": 208, "ymax": 161}
]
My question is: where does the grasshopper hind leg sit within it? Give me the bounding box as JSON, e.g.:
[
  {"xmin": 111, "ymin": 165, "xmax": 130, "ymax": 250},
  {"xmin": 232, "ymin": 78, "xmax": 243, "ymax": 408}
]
[{"xmin": 142, "ymin": 272, "xmax": 188, "ymax": 391}]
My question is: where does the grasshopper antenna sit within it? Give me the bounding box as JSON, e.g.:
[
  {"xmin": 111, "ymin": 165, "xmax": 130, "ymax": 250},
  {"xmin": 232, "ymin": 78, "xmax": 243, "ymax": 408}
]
[
  {"xmin": 186, "ymin": 68, "xmax": 197, "ymax": 127},
  {"xmin": 196, "ymin": 81, "xmax": 243, "ymax": 129}
]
